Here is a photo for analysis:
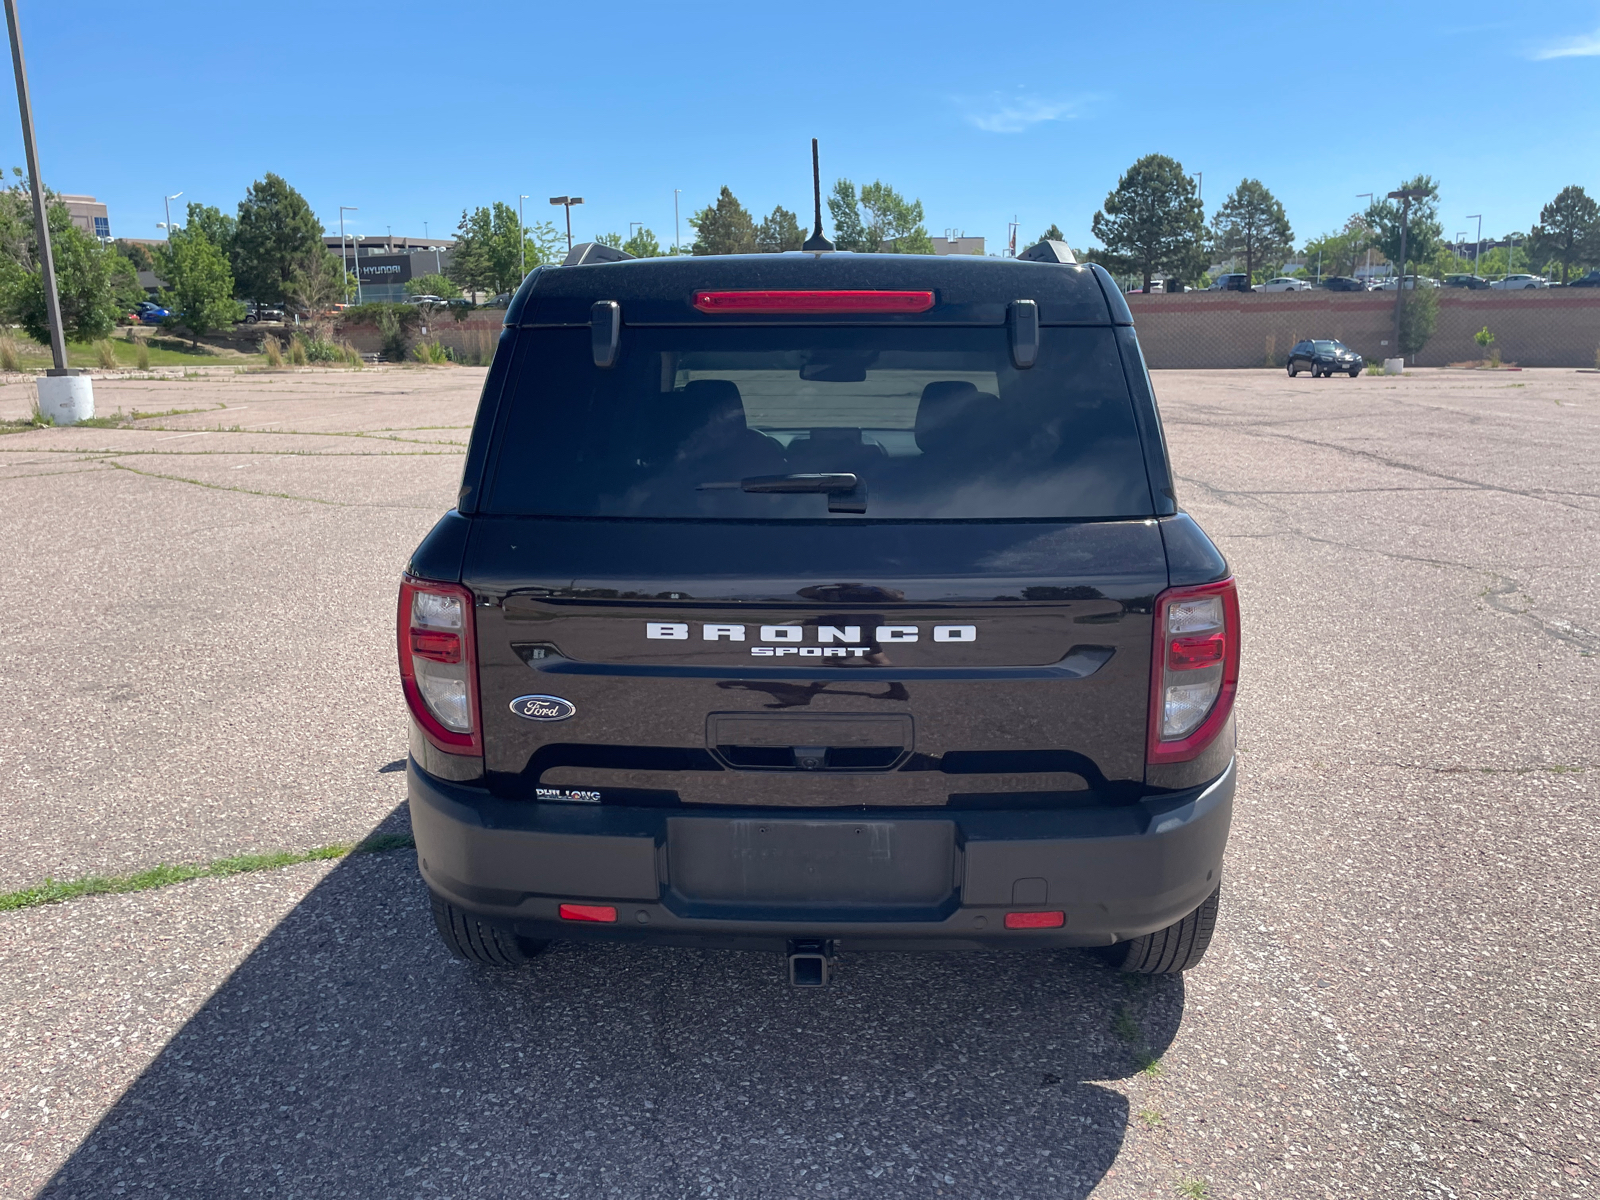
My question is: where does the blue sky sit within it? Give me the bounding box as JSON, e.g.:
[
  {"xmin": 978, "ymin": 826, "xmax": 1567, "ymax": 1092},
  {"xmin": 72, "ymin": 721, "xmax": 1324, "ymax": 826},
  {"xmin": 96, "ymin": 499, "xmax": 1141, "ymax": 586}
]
[{"xmin": 5, "ymin": 0, "xmax": 1598, "ymax": 256}]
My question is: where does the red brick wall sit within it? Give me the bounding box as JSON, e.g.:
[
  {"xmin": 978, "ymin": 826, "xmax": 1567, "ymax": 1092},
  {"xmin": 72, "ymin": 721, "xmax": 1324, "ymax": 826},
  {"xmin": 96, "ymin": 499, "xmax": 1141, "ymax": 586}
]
[{"xmin": 1125, "ymin": 290, "xmax": 1600, "ymax": 368}]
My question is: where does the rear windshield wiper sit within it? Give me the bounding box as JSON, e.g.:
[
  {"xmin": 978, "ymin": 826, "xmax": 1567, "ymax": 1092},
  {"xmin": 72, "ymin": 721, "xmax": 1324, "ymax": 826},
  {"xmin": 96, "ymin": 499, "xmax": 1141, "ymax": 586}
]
[{"xmin": 697, "ymin": 473, "xmax": 867, "ymax": 513}]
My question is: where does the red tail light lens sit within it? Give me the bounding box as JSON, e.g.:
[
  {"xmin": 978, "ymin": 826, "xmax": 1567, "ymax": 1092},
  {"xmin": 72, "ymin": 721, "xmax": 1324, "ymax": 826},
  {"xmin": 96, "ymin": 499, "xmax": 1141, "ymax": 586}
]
[
  {"xmin": 1148, "ymin": 578, "xmax": 1240, "ymax": 764},
  {"xmin": 1005, "ymin": 911, "xmax": 1065, "ymax": 929},
  {"xmin": 692, "ymin": 289, "xmax": 935, "ymax": 314},
  {"xmin": 398, "ymin": 575, "xmax": 480, "ymax": 756},
  {"xmin": 560, "ymin": 904, "xmax": 617, "ymax": 923}
]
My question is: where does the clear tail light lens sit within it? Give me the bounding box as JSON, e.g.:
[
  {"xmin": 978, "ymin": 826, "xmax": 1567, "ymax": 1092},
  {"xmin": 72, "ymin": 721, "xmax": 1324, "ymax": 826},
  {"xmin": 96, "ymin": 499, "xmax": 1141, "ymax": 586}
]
[
  {"xmin": 1148, "ymin": 578, "xmax": 1240, "ymax": 764},
  {"xmin": 398, "ymin": 576, "xmax": 481, "ymax": 755}
]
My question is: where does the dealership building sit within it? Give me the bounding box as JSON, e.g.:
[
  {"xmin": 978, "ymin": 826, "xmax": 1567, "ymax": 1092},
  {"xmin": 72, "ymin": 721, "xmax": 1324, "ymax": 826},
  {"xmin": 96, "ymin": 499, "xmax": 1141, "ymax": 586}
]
[{"xmin": 327, "ymin": 235, "xmax": 456, "ymax": 302}]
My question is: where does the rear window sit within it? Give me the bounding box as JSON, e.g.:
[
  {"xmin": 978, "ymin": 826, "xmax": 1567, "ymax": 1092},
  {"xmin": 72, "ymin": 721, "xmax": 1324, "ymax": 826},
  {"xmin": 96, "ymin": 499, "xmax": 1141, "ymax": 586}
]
[{"xmin": 482, "ymin": 325, "xmax": 1152, "ymax": 520}]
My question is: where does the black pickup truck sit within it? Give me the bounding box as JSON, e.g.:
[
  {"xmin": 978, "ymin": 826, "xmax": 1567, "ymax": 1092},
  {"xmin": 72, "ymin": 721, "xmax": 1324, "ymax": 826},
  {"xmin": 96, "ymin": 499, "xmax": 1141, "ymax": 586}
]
[{"xmin": 400, "ymin": 248, "xmax": 1238, "ymax": 985}]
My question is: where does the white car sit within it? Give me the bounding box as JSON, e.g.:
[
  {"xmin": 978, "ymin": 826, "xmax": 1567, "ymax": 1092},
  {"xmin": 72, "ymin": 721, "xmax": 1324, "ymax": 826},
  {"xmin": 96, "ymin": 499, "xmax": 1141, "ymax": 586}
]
[
  {"xmin": 1489, "ymin": 274, "xmax": 1547, "ymax": 290},
  {"xmin": 1258, "ymin": 276, "xmax": 1312, "ymax": 292},
  {"xmin": 1373, "ymin": 275, "xmax": 1441, "ymax": 291}
]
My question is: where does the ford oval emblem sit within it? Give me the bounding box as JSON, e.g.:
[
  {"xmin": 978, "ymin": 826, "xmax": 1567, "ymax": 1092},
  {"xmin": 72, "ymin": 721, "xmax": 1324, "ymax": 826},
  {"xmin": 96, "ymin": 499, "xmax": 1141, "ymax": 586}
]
[{"xmin": 509, "ymin": 694, "xmax": 576, "ymax": 722}]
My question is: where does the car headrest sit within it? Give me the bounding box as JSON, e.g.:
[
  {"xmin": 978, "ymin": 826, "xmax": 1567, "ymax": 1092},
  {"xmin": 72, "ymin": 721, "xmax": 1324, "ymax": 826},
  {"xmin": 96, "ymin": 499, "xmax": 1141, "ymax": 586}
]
[{"xmin": 914, "ymin": 380, "xmax": 981, "ymax": 454}]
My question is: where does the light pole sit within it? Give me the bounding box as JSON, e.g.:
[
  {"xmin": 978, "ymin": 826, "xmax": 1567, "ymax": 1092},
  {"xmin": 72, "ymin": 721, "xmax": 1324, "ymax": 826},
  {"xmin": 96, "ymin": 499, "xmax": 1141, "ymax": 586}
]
[
  {"xmin": 674, "ymin": 189, "xmax": 681, "ymax": 254},
  {"xmin": 163, "ymin": 190, "xmax": 182, "ymax": 239},
  {"xmin": 518, "ymin": 195, "xmax": 528, "ymax": 276},
  {"xmin": 549, "ymin": 196, "xmax": 583, "ymax": 253},
  {"xmin": 339, "ymin": 206, "xmax": 358, "ymax": 304},
  {"xmin": 1195, "ymin": 171, "xmax": 1202, "ymax": 205},
  {"xmin": 4, "ymin": 0, "xmax": 68, "ymax": 379},
  {"xmin": 1466, "ymin": 214, "xmax": 1482, "ymax": 274},
  {"xmin": 629, "ymin": 221, "xmax": 642, "ymax": 247},
  {"xmin": 1355, "ymin": 193, "xmax": 1373, "ymax": 282}
]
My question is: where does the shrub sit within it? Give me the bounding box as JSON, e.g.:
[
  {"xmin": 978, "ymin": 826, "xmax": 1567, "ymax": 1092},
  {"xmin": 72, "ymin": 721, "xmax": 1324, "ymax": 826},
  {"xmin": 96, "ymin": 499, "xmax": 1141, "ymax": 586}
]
[
  {"xmin": 0, "ymin": 333, "xmax": 22, "ymax": 373},
  {"xmin": 94, "ymin": 339, "xmax": 118, "ymax": 369},
  {"xmin": 375, "ymin": 308, "xmax": 411, "ymax": 361},
  {"xmin": 340, "ymin": 342, "xmax": 363, "ymax": 367},
  {"xmin": 1397, "ymin": 285, "xmax": 1438, "ymax": 360},
  {"xmin": 413, "ymin": 340, "xmax": 452, "ymax": 364},
  {"xmin": 1473, "ymin": 325, "xmax": 1495, "ymax": 350},
  {"xmin": 263, "ymin": 336, "xmax": 283, "ymax": 367},
  {"xmin": 288, "ymin": 334, "xmax": 308, "ymax": 366},
  {"xmin": 135, "ymin": 340, "xmax": 150, "ymax": 370}
]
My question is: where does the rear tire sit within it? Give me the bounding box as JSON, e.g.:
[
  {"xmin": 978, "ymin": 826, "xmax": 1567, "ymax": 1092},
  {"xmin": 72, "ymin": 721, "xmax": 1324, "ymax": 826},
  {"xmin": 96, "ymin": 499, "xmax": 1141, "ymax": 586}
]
[
  {"xmin": 430, "ymin": 892, "xmax": 550, "ymax": 967},
  {"xmin": 1101, "ymin": 884, "xmax": 1220, "ymax": 974},
  {"xmin": 1287, "ymin": 364, "xmax": 1297, "ymax": 377}
]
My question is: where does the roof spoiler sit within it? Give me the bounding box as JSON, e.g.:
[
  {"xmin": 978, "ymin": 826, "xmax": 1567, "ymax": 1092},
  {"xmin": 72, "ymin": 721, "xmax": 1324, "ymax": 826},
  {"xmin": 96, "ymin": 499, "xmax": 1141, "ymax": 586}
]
[
  {"xmin": 562, "ymin": 241, "xmax": 635, "ymax": 266},
  {"xmin": 1018, "ymin": 240, "xmax": 1077, "ymax": 264}
]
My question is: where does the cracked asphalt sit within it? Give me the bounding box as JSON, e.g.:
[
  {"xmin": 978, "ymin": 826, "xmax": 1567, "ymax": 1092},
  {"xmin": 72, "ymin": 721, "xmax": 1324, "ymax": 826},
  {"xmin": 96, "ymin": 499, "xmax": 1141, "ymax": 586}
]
[{"xmin": 1, "ymin": 364, "xmax": 1596, "ymax": 1199}]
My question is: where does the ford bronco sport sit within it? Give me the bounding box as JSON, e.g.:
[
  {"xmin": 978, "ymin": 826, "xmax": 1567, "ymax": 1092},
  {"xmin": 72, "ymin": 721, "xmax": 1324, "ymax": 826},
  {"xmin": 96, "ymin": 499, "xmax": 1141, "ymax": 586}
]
[{"xmin": 401, "ymin": 243, "xmax": 1238, "ymax": 983}]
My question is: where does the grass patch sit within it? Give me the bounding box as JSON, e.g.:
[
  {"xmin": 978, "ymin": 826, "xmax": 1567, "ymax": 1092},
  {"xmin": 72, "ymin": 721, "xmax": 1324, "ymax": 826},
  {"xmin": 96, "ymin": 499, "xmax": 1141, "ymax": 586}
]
[
  {"xmin": 1137, "ymin": 1107, "xmax": 1164, "ymax": 1127},
  {"xmin": 1113, "ymin": 1005, "xmax": 1141, "ymax": 1043},
  {"xmin": 1136, "ymin": 1052, "xmax": 1164, "ymax": 1077},
  {"xmin": 1175, "ymin": 1177, "xmax": 1209, "ymax": 1199},
  {"xmin": 0, "ymin": 833, "xmax": 415, "ymax": 913},
  {"xmin": 0, "ymin": 330, "xmax": 266, "ymax": 370}
]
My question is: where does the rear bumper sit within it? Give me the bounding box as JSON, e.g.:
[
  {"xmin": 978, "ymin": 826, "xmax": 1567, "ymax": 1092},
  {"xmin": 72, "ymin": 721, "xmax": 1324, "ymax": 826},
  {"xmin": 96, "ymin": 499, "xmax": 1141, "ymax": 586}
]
[{"xmin": 409, "ymin": 758, "xmax": 1234, "ymax": 952}]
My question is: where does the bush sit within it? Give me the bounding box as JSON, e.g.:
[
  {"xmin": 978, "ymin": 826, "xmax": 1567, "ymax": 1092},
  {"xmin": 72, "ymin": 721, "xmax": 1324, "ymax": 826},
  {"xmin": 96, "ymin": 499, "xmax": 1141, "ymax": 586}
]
[
  {"xmin": 288, "ymin": 334, "xmax": 308, "ymax": 366},
  {"xmin": 94, "ymin": 339, "xmax": 117, "ymax": 369},
  {"xmin": 0, "ymin": 334, "xmax": 20, "ymax": 373},
  {"xmin": 341, "ymin": 342, "xmax": 363, "ymax": 368},
  {"xmin": 1473, "ymin": 325, "xmax": 1495, "ymax": 350},
  {"xmin": 1397, "ymin": 285, "xmax": 1438, "ymax": 360},
  {"xmin": 413, "ymin": 340, "xmax": 452, "ymax": 364},
  {"xmin": 136, "ymin": 340, "xmax": 150, "ymax": 370},
  {"xmin": 375, "ymin": 308, "xmax": 410, "ymax": 361},
  {"xmin": 263, "ymin": 336, "xmax": 283, "ymax": 367}
]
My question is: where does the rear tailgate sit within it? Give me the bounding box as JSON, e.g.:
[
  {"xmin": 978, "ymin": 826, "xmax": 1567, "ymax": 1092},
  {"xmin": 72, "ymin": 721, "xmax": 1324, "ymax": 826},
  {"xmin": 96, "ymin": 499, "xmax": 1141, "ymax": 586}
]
[{"xmin": 467, "ymin": 517, "xmax": 1164, "ymax": 808}]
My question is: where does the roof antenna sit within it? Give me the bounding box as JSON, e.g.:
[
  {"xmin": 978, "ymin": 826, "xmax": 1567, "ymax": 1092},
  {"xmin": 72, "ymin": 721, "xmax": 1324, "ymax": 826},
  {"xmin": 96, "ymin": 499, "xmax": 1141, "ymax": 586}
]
[{"xmin": 802, "ymin": 138, "xmax": 834, "ymax": 253}]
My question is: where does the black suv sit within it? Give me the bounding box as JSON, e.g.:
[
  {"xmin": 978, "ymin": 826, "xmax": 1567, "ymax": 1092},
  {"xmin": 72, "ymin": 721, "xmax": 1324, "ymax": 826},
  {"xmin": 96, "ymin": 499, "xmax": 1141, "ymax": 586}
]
[
  {"xmin": 1288, "ymin": 339, "xmax": 1364, "ymax": 377},
  {"xmin": 402, "ymin": 250, "xmax": 1238, "ymax": 984}
]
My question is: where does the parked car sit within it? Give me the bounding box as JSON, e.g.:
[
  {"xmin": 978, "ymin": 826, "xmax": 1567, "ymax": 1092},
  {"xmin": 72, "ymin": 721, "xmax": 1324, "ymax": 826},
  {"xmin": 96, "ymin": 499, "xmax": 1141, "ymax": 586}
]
[
  {"xmin": 1567, "ymin": 269, "xmax": 1600, "ymax": 289},
  {"xmin": 404, "ymin": 252, "xmax": 1238, "ymax": 983},
  {"xmin": 1442, "ymin": 274, "xmax": 1493, "ymax": 290},
  {"xmin": 133, "ymin": 302, "xmax": 170, "ymax": 325},
  {"xmin": 243, "ymin": 301, "xmax": 286, "ymax": 322},
  {"xmin": 1318, "ymin": 276, "xmax": 1365, "ymax": 292},
  {"xmin": 1374, "ymin": 275, "xmax": 1440, "ymax": 291},
  {"xmin": 1259, "ymin": 277, "xmax": 1311, "ymax": 292},
  {"xmin": 405, "ymin": 294, "xmax": 448, "ymax": 306},
  {"xmin": 1490, "ymin": 274, "xmax": 1547, "ymax": 290},
  {"xmin": 1287, "ymin": 339, "xmax": 1365, "ymax": 378},
  {"xmin": 1206, "ymin": 273, "xmax": 1253, "ymax": 293}
]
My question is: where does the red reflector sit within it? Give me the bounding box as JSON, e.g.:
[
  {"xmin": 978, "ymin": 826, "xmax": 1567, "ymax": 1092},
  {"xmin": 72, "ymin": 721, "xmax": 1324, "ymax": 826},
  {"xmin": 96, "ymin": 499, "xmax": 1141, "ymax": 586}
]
[
  {"xmin": 1005, "ymin": 911, "xmax": 1065, "ymax": 929},
  {"xmin": 692, "ymin": 289, "xmax": 935, "ymax": 314},
  {"xmin": 559, "ymin": 904, "xmax": 617, "ymax": 923},
  {"xmin": 1168, "ymin": 633, "xmax": 1225, "ymax": 670},
  {"xmin": 409, "ymin": 628, "xmax": 461, "ymax": 663}
]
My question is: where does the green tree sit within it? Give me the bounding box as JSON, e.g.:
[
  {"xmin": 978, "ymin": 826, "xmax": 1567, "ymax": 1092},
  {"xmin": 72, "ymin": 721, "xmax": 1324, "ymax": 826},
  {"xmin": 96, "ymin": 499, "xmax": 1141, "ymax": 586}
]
[
  {"xmin": 284, "ymin": 248, "xmax": 349, "ymax": 317},
  {"xmin": 1396, "ymin": 277, "xmax": 1437, "ymax": 360},
  {"xmin": 7, "ymin": 207, "xmax": 123, "ymax": 343},
  {"xmin": 827, "ymin": 180, "xmax": 875, "ymax": 252},
  {"xmin": 232, "ymin": 173, "xmax": 324, "ymax": 304},
  {"xmin": 158, "ymin": 225, "xmax": 244, "ymax": 346},
  {"xmin": 1362, "ymin": 176, "xmax": 1442, "ymax": 275},
  {"xmin": 405, "ymin": 272, "xmax": 460, "ymax": 299},
  {"xmin": 108, "ymin": 253, "xmax": 144, "ymax": 313},
  {"xmin": 859, "ymin": 182, "xmax": 933, "ymax": 253},
  {"xmin": 691, "ymin": 187, "xmax": 758, "ymax": 255},
  {"xmin": 115, "ymin": 239, "xmax": 155, "ymax": 274},
  {"xmin": 1211, "ymin": 179, "xmax": 1293, "ymax": 283},
  {"xmin": 1529, "ymin": 185, "xmax": 1599, "ymax": 284},
  {"xmin": 1037, "ymin": 223, "xmax": 1067, "ymax": 244},
  {"xmin": 1090, "ymin": 154, "xmax": 1206, "ymax": 290},
  {"xmin": 183, "ymin": 203, "xmax": 237, "ymax": 270},
  {"xmin": 596, "ymin": 231, "xmax": 624, "ymax": 248},
  {"xmin": 756, "ymin": 205, "xmax": 803, "ymax": 253},
  {"xmin": 1302, "ymin": 216, "xmax": 1372, "ymax": 279},
  {"xmin": 623, "ymin": 227, "xmax": 662, "ymax": 257},
  {"xmin": 448, "ymin": 202, "xmax": 558, "ymax": 297}
]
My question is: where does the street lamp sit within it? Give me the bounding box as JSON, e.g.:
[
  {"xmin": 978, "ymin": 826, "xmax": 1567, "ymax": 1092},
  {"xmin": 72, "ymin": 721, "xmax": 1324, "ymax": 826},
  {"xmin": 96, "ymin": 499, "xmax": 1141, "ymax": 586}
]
[
  {"xmin": 1387, "ymin": 187, "xmax": 1430, "ymax": 360},
  {"xmin": 674, "ymin": 189, "xmax": 681, "ymax": 254},
  {"xmin": 163, "ymin": 190, "xmax": 182, "ymax": 239},
  {"xmin": 1356, "ymin": 194, "xmax": 1374, "ymax": 283},
  {"xmin": 549, "ymin": 195, "xmax": 583, "ymax": 253},
  {"xmin": 629, "ymin": 221, "xmax": 642, "ymax": 246},
  {"xmin": 518, "ymin": 195, "xmax": 528, "ymax": 276},
  {"xmin": 339, "ymin": 205, "xmax": 358, "ymax": 304},
  {"xmin": 1466, "ymin": 214, "xmax": 1482, "ymax": 275}
]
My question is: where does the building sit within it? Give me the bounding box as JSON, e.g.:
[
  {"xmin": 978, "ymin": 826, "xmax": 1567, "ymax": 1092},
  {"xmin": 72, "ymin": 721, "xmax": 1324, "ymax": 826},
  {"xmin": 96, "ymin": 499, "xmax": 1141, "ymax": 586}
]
[
  {"xmin": 326, "ymin": 235, "xmax": 456, "ymax": 303},
  {"xmin": 931, "ymin": 235, "xmax": 985, "ymax": 256},
  {"xmin": 61, "ymin": 195, "xmax": 110, "ymax": 241}
]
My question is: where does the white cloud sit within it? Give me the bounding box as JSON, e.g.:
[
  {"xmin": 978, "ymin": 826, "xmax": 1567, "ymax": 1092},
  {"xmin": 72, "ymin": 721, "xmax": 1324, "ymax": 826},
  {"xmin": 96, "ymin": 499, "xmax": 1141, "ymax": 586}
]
[
  {"xmin": 964, "ymin": 95, "xmax": 1082, "ymax": 134},
  {"xmin": 1531, "ymin": 25, "xmax": 1600, "ymax": 58}
]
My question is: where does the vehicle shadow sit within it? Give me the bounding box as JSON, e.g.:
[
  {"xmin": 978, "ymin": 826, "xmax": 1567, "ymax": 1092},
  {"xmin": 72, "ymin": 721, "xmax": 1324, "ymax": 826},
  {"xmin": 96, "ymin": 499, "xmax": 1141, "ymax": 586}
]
[{"xmin": 41, "ymin": 815, "xmax": 1184, "ymax": 1199}]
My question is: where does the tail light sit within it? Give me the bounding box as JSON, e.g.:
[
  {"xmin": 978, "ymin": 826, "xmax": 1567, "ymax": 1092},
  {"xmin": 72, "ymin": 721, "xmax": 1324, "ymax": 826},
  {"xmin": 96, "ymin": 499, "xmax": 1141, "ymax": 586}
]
[
  {"xmin": 1148, "ymin": 578, "xmax": 1240, "ymax": 764},
  {"xmin": 398, "ymin": 575, "xmax": 481, "ymax": 755}
]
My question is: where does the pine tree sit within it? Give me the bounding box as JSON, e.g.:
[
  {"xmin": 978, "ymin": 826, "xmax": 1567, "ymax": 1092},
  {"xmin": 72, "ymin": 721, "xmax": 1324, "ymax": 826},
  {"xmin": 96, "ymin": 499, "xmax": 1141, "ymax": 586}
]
[{"xmin": 690, "ymin": 187, "xmax": 758, "ymax": 255}]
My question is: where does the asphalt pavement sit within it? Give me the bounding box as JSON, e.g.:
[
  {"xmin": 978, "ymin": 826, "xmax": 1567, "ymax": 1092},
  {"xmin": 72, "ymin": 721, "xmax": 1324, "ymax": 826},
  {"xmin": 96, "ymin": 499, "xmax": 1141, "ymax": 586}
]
[{"xmin": 1, "ymin": 364, "xmax": 1596, "ymax": 1199}]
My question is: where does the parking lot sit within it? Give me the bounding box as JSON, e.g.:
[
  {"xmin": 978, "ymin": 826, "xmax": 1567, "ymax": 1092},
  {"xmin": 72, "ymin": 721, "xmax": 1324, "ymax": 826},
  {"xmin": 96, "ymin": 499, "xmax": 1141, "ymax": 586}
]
[{"xmin": 1, "ymin": 363, "xmax": 1595, "ymax": 1199}]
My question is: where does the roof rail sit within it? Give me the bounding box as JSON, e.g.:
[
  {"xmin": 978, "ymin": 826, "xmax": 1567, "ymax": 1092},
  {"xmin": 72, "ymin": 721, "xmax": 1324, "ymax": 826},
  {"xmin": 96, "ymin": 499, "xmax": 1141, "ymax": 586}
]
[
  {"xmin": 1018, "ymin": 240, "xmax": 1077, "ymax": 264},
  {"xmin": 562, "ymin": 242, "xmax": 635, "ymax": 266}
]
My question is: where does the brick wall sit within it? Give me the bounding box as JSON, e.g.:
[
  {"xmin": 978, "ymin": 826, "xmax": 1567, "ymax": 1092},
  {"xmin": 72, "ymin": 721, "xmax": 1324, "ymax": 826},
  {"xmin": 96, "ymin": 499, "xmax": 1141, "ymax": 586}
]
[{"xmin": 1125, "ymin": 290, "xmax": 1600, "ymax": 368}]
